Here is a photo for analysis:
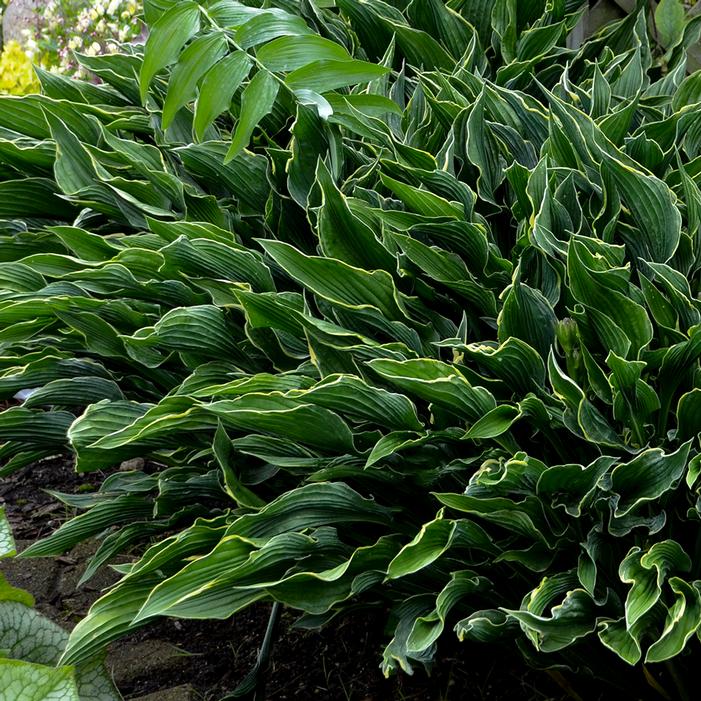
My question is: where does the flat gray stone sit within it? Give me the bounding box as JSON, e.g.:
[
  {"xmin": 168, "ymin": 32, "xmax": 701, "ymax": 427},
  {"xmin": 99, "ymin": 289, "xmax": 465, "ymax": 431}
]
[
  {"xmin": 586, "ymin": 0, "xmax": 626, "ymax": 38},
  {"xmin": 0, "ymin": 539, "xmax": 59, "ymax": 600},
  {"xmin": 120, "ymin": 457, "xmax": 145, "ymax": 471},
  {"xmin": 129, "ymin": 686, "xmax": 195, "ymax": 701},
  {"xmin": 2, "ymin": 0, "xmax": 41, "ymax": 46},
  {"xmin": 2, "ymin": 536, "xmax": 129, "ymax": 625},
  {"xmin": 56, "ymin": 540, "xmax": 121, "ymax": 598},
  {"xmin": 107, "ymin": 640, "xmax": 185, "ymax": 687}
]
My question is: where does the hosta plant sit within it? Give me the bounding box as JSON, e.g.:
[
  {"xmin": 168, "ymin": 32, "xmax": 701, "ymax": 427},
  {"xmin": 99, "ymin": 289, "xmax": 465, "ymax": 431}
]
[{"xmin": 0, "ymin": 0, "xmax": 700, "ymax": 696}]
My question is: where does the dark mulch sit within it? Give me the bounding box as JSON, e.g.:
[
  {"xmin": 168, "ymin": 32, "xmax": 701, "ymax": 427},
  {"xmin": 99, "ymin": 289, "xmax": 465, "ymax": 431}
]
[
  {"xmin": 118, "ymin": 605, "xmax": 577, "ymax": 701},
  {"xmin": 0, "ymin": 452, "xmax": 106, "ymax": 540},
  {"xmin": 116, "ymin": 605, "xmax": 579, "ymax": 701},
  {"xmin": 0, "ymin": 454, "xmax": 663, "ymax": 700}
]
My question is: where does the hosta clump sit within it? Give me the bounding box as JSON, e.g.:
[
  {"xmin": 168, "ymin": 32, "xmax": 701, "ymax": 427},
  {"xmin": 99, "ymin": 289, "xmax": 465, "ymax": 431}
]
[{"xmin": 0, "ymin": 0, "xmax": 701, "ymax": 692}]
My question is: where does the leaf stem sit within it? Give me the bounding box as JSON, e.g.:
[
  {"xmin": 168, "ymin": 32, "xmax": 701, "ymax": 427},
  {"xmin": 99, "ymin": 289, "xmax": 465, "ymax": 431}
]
[{"xmin": 664, "ymin": 659, "xmax": 690, "ymax": 701}]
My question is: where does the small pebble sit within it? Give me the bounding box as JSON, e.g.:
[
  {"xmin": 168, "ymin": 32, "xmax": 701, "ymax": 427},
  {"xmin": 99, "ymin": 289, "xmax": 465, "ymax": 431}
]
[{"xmin": 120, "ymin": 457, "xmax": 145, "ymax": 471}]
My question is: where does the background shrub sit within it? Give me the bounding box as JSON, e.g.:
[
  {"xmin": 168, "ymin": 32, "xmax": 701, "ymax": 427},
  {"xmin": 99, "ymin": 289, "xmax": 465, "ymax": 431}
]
[{"xmin": 0, "ymin": 0, "xmax": 142, "ymax": 94}]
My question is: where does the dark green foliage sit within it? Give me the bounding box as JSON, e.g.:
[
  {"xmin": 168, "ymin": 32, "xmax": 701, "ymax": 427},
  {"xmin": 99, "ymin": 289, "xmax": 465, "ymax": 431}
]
[{"xmin": 0, "ymin": 0, "xmax": 700, "ymax": 693}]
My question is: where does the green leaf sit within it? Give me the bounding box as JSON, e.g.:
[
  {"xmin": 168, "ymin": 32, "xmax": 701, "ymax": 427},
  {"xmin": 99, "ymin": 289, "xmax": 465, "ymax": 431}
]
[
  {"xmin": 193, "ymin": 52, "xmax": 251, "ymax": 141},
  {"xmin": 0, "ymin": 599, "xmax": 119, "ymax": 700},
  {"xmin": 387, "ymin": 516, "xmax": 456, "ymax": 579},
  {"xmin": 257, "ymin": 35, "xmax": 351, "ymax": 72},
  {"xmin": 598, "ymin": 616, "xmax": 643, "ymax": 665},
  {"xmin": 285, "ymin": 59, "xmax": 389, "ymax": 94},
  {"xmin": 0, "ymin": 659, "xmax": 78, "ymax": 701},
  {"xmin": 380, "ymin": 174, "xmax": 463, "ymax": 218},
  {"xmin": 655, "ymin": 0, "xmax": 686, "ymax": 48},
  {"xmin": 537, "ymin": 457, "xmax": 615, "ymax": 518},
  {"xmin": 464, "ymin": 404, "xmax": 520, "ymax": 440},
  {"xmin": 0, "ymin": 408, "xmax": 73, "ymax": 446},
  {"xmin": 381, "ymin": 597, "xmax": 435, "ymax": 676},
  {"xmin": 620, "ymin": 541, "xmax": 691, "ymax": 628},
  {"xmin": 387, "ymin": 514, "xmax": 495, "ymax": 579},
  {"xmin": 143, "ymin": 0, "xmax": 179, "ymax": 24},
  {"xmin": 504, "ymin": 589, "xmax": 597, "ymax": 653},
  {"xmin": 232, "ymin": 481, "xmax": 393, "ymax": 539},
  {"xmin": 208, "ymin": 394, "xmax": 356, "ymax": 453},
  {"xmin": 260, "ymin": 240, "xmax": 409, "ymax": 321},
  {"xmin": 22, "ymin": 377, "xmax": 125, "ymax": 409},
  {"xmin": 645, "ymin": 578, "xmax": 701, "ymax": 662},
  {"xmin": 161, "ymin": 32, "xmax": 228, "ymax": 130},
  {"xmin": 610, "ymin": 442, "xmax": 692, "ymax": 517},
  {"xmin": 315, "ymin": 161, "xmax": 394, "ymax": 271},
  {"xmin": 235, "ymin": 12, "xmax": 313, "ymax": 49},
  {"xmin": 498, "ymin": 276, "xmax": 557, "ymax": 358},
  {"xmin": 600, "ymin": 151, "xmax": 681, "ymax": 263},
  {"xmin": 434, "ymin": 491, "xmax": 551, "ymax": 546},
  {"xmin": 175, "ymin": 142, "xmax": 269, "ymax": 211},
  {"xmin": 0, "ymin": 572, "xmax": 35, "ymax": 608},
  {"xmin": 63, "ymin": 577, "xmax": 159, "ymax": 666},
  {"xmin": 455, "ymin": 608, "xmax": 516, "ymax": 644},
  {"xmin": 567, "ymin": 238, "xmax": 653, "ymax": 357},
  {"xmin": 151, "ymin": 305, "xmax": 239, "ymax": 357},
  {"xmin": 364, "ymin": 430, "xmax": 429, "ymax": 467},
  {"xmin": 212, "ymin": 423, "xmax": 265, "ymax": 508},
  {"xmin": 45, "ymin": 111, "xmax": 103, "ymax": 195},
  {"xmin": 676, "ymin": 389, "xmax": 701, "ymax": 442},
  {"xmin": 139, "ymin": 1, "xmax": 201, "ymax": 102},
  {"xmin": 407, "ymin": 0, "xmax": 476, "ymax": 59},
  {"xmin": 0, "ymin": 602, "xmax": 68, "ymax": 666},
  {"xmin": 450, "ymin": 337, "xmax": 545, "ymax": 395},
  {"xmin": 388, "ymin": 232, "xmax": 496, "ymax": 315},
  {"xmin": 464, "ymin": 91, "xmax": 503, "ymax": 202},
  {"xmin": 22, "ymin": 495, "xmax": 153, "ymax": 557},
  {"xmin": 0, "ymin": 509, "xmax": 15, "ymax": 559},
  {"xmin": 0, "ymin": 178, "xmax": 77, "ymax": 219},
  {"xmin": 406, "ymin": 570, "xmax": 488, "ymax": 655},
  {"xmin": 225, "ymin": 70, "xmax": 279, "ymax": 163},
  {"xmin": 368, "ymin": 358, "xmax": 495, "ymax": 421},
  {"xmin": 295, "ymin": 374, "xmax": 423, "ymax": 431}
]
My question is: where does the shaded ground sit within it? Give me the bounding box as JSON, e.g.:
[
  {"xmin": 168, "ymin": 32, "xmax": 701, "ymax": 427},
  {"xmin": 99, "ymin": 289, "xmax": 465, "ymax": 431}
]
[{"xmin": 0, "ymin": 454, "xmax": 658, "ymax": 700}]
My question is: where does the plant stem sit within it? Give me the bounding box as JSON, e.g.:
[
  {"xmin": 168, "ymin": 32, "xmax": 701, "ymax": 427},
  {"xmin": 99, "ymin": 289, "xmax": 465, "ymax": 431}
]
[
  {"xmin": 224, "ymin": 602, "xmax": 283, "ymax": 700},
  {"xmin": 254, "ymin": 602, "xmax": 282, "ymax": 700},
  {"xmin": 664, "ymin": 659, "xmax": 690, "ymax": 701}
]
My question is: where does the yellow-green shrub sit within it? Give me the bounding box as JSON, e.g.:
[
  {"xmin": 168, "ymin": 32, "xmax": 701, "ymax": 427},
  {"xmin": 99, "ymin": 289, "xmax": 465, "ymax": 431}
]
[{"xmin": 0, "ymin": 40, "xmax": 39, "ymax": 95}]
